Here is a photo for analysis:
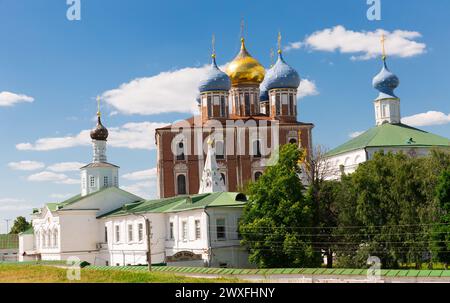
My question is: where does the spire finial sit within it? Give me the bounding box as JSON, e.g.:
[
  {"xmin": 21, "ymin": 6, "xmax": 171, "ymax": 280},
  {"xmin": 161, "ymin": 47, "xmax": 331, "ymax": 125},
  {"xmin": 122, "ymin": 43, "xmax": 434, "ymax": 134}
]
[
  {"xmin": 211, "ymin": 33, "xmax": 216, "ymax": 59},
  {"xmin": 240, "ymin": 17, "xmax": 245, "ymax": 42},
  {"xmin": 96, "ymin": 95, "xmax": 101, "ymax": 117},
  {"xmin": 270, "ymin": 48, "xmax": 275, "ymax": 67},
  {"xmin": 277, "ymin": 31, "xmax": 282, "ymax": 54},
  {"xmin": 381, "ymin": 33, "xmax": 387, "ymax": 61}
]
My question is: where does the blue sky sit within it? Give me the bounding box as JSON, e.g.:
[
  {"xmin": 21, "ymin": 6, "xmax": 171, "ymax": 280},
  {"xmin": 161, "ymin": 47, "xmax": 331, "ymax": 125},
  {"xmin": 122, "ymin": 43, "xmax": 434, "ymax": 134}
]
[{"xmin": 1, "ymin": 0, "xmax": 450, "ymax": 232}]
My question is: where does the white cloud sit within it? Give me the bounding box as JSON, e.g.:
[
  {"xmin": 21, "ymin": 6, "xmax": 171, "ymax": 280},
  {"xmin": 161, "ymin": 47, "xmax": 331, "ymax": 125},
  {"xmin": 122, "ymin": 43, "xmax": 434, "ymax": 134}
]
[
  {"xmin": 402, "ymin": 111, "xmax": 450, "ymax": 127},
  {"xmin": 27, "ymin": 171, "xmax": 78, "ymax": 185},
  {"xmin": 102, "ymin": 65, "xmax": 210, "ymax": 115},
  {"xmin": 298, "ymin": 79, "xmax": 319, "ymax": 99},
  {"xmin": 0, "ymin": 91, "xmax": 34, "ymax": 107},
  {"xmin": 122, "ymin": 180, "xmax": 157, "ymax": 200},
  {"xmin": 0, "ymin": 198, "xmax": 25, "ymax": 204},
  {"xmin": 122, "ymin": 168, "xmax": 157, "ymax": 181},
  {"xmin": 50, "ymin": 193, "xmax": 74, "ymax": 200},
  {"xmin": 16, "ymin": 121, "xmax": 168, "ymax": 151},
  {"xmin": 286, "ymin": 26, "xmax": 426, "ymax": 60},
  {"xmin": 8, "ymin": 160, "xmax": 45, "ymax": 171},
  {"xmin": 349, "ymin": 131, "xmax": 365, "ymax": 138},
  {"xmin": 47, "ymin": 162, "xmax": 85, "ymax": 172}
]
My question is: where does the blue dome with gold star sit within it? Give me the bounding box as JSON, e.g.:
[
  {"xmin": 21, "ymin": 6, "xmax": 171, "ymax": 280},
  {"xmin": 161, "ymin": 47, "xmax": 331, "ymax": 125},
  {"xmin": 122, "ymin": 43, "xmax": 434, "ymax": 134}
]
[
  {"xmin": 198, "ymin": 56, "xmax": 231, "ymax": 93},
  {"xmin": 264, "ymin": 52, "xmax": 300, "ymax": 91},
  {"xmin": 372, "ymin": 58, "xmax": 400, "ymax": 100}
]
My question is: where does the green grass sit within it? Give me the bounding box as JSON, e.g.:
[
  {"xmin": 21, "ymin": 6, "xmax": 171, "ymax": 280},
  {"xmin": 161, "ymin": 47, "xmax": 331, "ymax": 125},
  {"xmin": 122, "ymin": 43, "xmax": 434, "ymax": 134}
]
[{"xmin": 0, "ymin": 264, "xmax": 240, "ymax": 283}]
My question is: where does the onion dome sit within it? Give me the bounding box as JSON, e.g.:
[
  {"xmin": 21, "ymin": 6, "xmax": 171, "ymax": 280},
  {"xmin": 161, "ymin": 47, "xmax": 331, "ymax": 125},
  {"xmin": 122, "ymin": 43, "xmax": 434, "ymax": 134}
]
[
  {"xmin": 264, "ymin": 52, "xmax": 300, "ymax": 91},
  {"xmin": 226, "ymin": 38, "xmax": 265, "ymax": 86},
  {"xmin": 198, "ymin": 55, "xmax": 231, "ymax": 93},
  {"xmin": 90, "ymin": 115, "xmax": 109, "ymax": 141},
  {"xmin": 372, "ymin": 57, "xmax": 400, "ymax": 100},
  {"xmin": 259, "ymin": 78, "xmax": 269, "ymax": 101}
]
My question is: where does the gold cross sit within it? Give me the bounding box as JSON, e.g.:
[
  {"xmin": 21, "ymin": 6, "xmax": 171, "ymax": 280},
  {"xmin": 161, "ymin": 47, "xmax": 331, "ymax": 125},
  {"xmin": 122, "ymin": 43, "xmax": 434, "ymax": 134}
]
[
  {"xmin": 96, "ymin": 95, "xmax": 101, "ymax": 117},
  {"xmin": 277, "ymin": 31, "xmax": 282, "ymax": 54},
  {"xmin": 381, "ymin": 33, "xmax": 386, "ymax": 60},
  {"xmin": 240, "ymin": 17, "xmax": 245, "ymax": 40},
  {"xmin": 211, "ymin": 33, "xmax": 216, "ymax": 58}
]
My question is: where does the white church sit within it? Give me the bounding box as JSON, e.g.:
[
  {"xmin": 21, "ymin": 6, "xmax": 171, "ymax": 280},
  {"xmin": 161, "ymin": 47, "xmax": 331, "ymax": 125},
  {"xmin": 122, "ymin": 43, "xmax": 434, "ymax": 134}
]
[
  {"xmin": 324, "ymin": 44, "xmax": 450, "ymax": 179},
  {"xmin": 19, "ymin": 108, "xmax": 251, "ymax": 268}
]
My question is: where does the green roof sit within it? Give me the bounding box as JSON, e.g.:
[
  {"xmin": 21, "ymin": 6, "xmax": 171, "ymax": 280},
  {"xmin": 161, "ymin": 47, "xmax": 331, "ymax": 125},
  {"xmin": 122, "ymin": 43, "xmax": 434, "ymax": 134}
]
[
  {"xmin": 40, "ymin": 188, "xmax": 141, "ymax": 213},
  {"xmin": 0, "ymin": 234, "xmax": 19, "ymax": 249},
  {"xmin": 99, "ymin": 192, "xmax": 247, "ymax": 218},
  {"xmin": 327, "ymin": 123, "xmax": 450, "ymax": 157}
]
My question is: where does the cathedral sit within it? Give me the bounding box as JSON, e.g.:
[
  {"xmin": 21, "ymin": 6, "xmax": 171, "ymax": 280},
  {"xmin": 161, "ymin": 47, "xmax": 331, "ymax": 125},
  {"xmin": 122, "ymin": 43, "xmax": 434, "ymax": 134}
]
[{"xmin": 155, "ymin": 34, "xmax": 313, "ymax": 198}]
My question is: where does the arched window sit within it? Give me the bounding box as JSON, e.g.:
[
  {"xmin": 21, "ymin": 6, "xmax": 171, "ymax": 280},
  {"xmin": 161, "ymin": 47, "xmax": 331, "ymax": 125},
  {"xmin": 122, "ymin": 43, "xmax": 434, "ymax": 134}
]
[
  {"xmin": 289, "ymin": 138, "xmax": 297, "ymax": 145},
  {"xmin": 254, "ymin": 172, "xmax": 263, "ymax": 181},
  {"xmin": 252, "ymin": 140, "xmax": 261, "ymax": 158},
  {"xmin": 47, "ymin": 232, "xmax": 51, "ymax": 249},
  {"xmin": 41, "ymin": 232, "xmax": 45, "ymax": 249},
  {"xmin": 54, "ymin": 229, "xmax": 58, "ymax": 248},
  {"xmin": 176, "ymin": 141, "xmax": 185, "ymax": 161},
  {"xmin": 207, "ymin": 96, "xmax": 212, "ymax": 117},
  {"xmin": 216, "ymin": 141, "xmax": 225, "ymax": 159},
  {"xmin": 220, "ymin": 173, "xmax": 226, "ymax": 185},
  {"xmin": 177, "ymin": 174, "xmax": 187, "ymax": 195},
  {"xmin": 35, "ymin": 231, "xmax": 40, "ymax": 249},
  {"xmin": 289, "ymin": 94, "xmax": 294, "ymax": 115}
]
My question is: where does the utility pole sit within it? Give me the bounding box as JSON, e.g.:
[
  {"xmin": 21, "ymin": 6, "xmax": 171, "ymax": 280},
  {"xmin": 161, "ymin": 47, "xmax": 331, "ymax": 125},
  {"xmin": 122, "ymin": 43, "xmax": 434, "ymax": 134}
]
[
  {"xmin": 145, "ymin": 218, "xmax": 152, "ymax": 271},
  {"xmin": 4, "ymin": 219, "xmax": 11, "ymax": 234}
]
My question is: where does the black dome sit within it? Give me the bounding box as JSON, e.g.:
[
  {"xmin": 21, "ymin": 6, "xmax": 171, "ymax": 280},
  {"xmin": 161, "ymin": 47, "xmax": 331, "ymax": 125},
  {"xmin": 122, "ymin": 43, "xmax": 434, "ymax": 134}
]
[{"xmin": 90, "ymin": 116, "xmax": 109, "ymax": 141}]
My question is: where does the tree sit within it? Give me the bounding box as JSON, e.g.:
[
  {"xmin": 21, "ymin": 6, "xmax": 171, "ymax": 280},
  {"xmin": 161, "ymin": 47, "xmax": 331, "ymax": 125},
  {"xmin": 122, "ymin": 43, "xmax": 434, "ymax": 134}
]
[
  {"xmin": 333, "ymin": 150, "xmax": 450, "ymax": 269},
  {"xmin": 240, "ymin": 144, "xmax": 321, "ymax": 268},
  {"xmin": 9, "ymin": 216, "xmax": 32, "ymax": 235},
  {"xmin": 431, "ymin": 170, "xmax": 450, "ymax": 268}
]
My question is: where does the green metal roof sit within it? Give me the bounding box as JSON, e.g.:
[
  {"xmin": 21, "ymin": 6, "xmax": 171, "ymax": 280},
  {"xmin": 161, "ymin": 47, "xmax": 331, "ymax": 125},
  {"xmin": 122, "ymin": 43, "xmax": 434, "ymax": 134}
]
[
  {"xmin": 326, "ymin": 123, "xmax": 450, "ymax": 157},
  {"xmin": 41, "ymin": 188, "xmax": 141, "ymax": 213},
  {"xmin": 99, "ymin": 192, "xmax": 247, "ymax": 218}
]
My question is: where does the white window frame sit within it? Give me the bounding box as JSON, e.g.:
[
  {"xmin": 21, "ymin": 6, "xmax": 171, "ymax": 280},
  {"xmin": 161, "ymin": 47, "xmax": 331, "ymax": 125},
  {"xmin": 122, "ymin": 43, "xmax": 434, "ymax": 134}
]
[
  {"xmin": 216, "ymin": 218, "xmax": 226, "ymax": 241},
  {"xmin": 138, "ymin": 223, "xmax": 144, "ymax": 242},
  {"xmin": 182, "ymin": 221, "xmax": 188, "ymax": 242},
  {"xmin": 128, "ymin": 224, "xmax": 134, "ymax": 243},
  {"xmin": 89, "ymin": 176, "xmax": 95, "ymax": 188},
  {"xmin": 195, "ymin": 219, "xmax": 201, "ymax": 240},
  {"xmin": 115, "ymin": 225, "xmax": 120, "ymax": 243}
]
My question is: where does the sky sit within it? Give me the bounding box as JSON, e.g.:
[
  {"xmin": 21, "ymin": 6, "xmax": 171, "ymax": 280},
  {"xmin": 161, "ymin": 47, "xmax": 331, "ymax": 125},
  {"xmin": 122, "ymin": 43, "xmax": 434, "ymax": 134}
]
[{"xmin": 1, "ymin": 0, "xmax": 450, "ymax": 233}]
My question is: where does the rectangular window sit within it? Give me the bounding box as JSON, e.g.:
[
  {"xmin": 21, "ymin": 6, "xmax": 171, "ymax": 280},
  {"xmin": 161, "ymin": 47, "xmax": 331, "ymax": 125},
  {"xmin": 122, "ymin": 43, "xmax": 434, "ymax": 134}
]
[
  {"xmin": 115, "ymin": 225, "xmax": 120, "ymax": 243},
  {"xmin": 220, "ymin": 95, "xmax": 226, "ymax": 117},
  {"xmin": 276, "ymin": 95, "xmax": 281, "ymax": 115},
  {"xmin": 216, "ymin": 218, "xmax": 226, "ymax": 240},
  {"xmin": 169, "ymin": 222, "xmax": 174, "ymax": 240},
  {"xmin": 114, "ymin": 176, "xmax": 118, "ymax": 187},
  {"xmin": 244, "ymin": 93, "xmax": 250, "ymax": 116},
  {"xmin": 90, "ymin": 176, "xmax": 95, "ymax": 188},
  {"xmin": 182, "ymin": 221, "xmax": 188, "ymax": 241},
  {"xmin": 207, "ymin": 96, "xmax": 212, "ymax": 117},
  {"xmin": 103, "ymin": 176, "xmax": 109, "ymax": 187},
  {"xmin": 128, "ymin": 224, "xmax": 133, "ymax": 242},
  {"xmin": 195, "ymin": 220, "xmax": 201, "ymax": 240},
  {"xmin": 138, "ymin": 223, "xmax": 143, "ymax": 242},
  {"xmin": 105, "ymin": 227, "xmax": 108, "ymax": 243}
]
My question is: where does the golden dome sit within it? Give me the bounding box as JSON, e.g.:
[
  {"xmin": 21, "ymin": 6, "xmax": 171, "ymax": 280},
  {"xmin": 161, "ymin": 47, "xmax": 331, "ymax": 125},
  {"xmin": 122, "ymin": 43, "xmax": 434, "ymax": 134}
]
[{"xmin": 226, "ymin": 38, "xmax": 265, "ymax": 86}]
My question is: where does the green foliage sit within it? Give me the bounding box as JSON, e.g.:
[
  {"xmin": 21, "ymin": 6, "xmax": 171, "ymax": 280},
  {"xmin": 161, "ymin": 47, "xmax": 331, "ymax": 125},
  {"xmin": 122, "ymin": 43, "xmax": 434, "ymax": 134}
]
[
  {"xmin": 240, "ymin": 144, "xmax": 321, "ymax": 268},
  {"xmin": 9, "ymin": 216, "xmax": 32, "ymax": 235},
  {"xmin": 334, "ymin": 149, "xmax": 450, "ymax": 269},
  {"xmin": 431, "ymin": 170, "xmax": 450, "ymax": 266}
]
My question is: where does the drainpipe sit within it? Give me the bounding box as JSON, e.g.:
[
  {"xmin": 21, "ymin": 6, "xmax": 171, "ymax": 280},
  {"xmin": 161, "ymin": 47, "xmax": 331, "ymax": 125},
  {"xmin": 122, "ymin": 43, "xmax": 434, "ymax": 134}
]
[{"xmin": 205, "ymin": 207, "xmax": 212, "ymax": 267}]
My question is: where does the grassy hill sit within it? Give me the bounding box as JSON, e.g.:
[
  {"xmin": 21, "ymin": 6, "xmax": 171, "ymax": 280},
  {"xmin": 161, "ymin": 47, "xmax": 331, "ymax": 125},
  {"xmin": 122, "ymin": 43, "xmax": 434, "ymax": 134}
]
[{"xmin": 0, "ymin": 264, "xmax": 239, "ymax": 283}]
